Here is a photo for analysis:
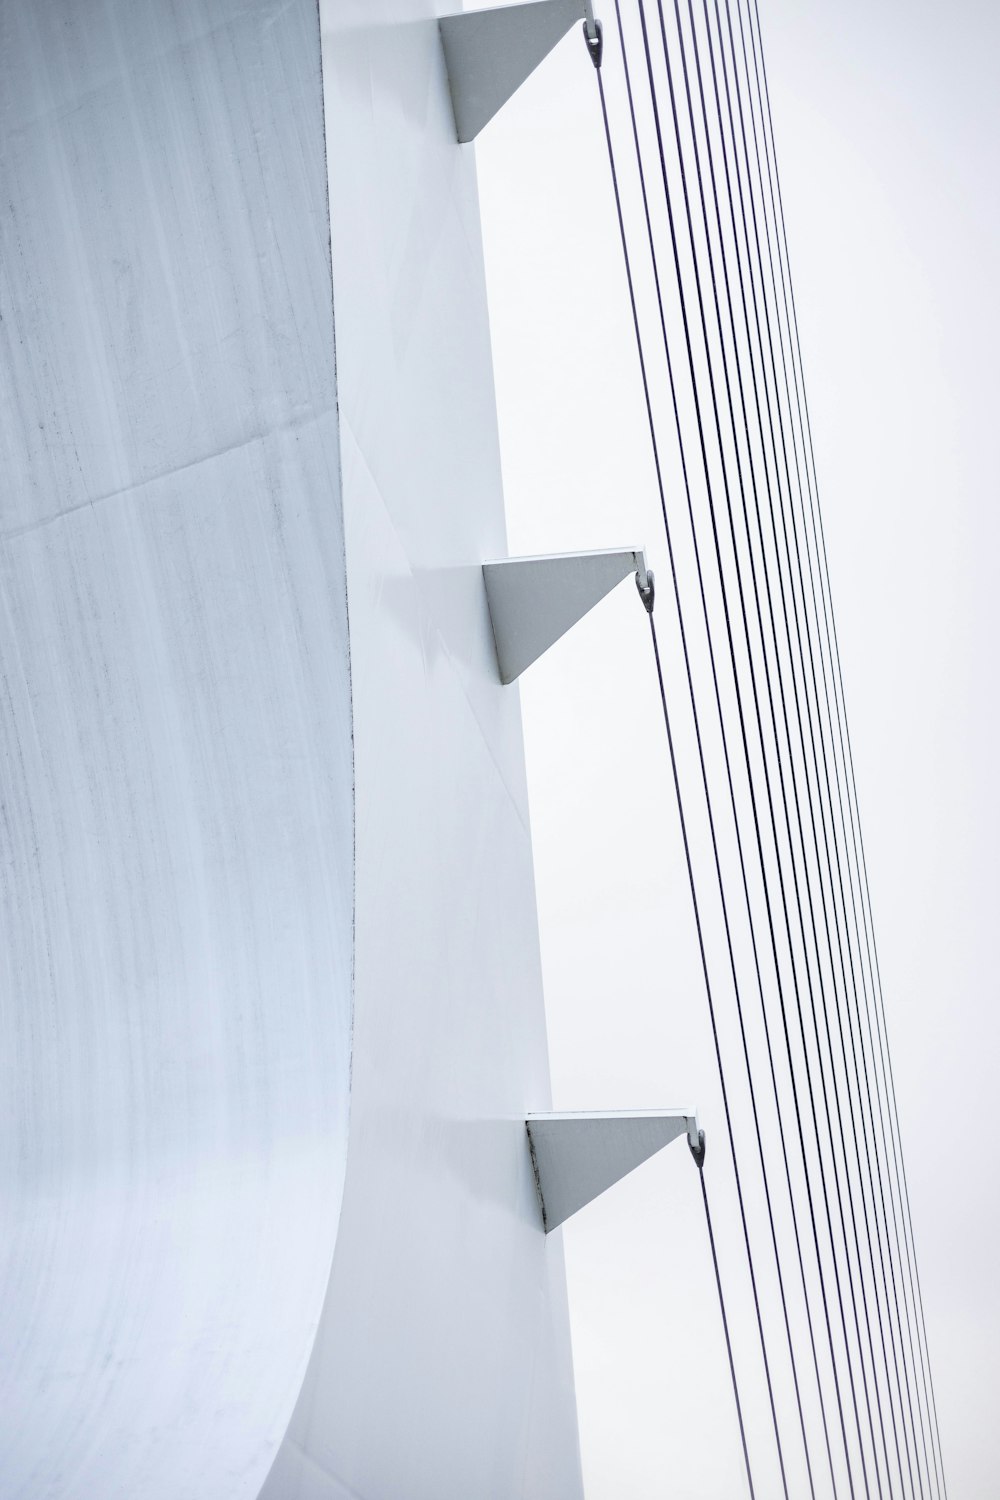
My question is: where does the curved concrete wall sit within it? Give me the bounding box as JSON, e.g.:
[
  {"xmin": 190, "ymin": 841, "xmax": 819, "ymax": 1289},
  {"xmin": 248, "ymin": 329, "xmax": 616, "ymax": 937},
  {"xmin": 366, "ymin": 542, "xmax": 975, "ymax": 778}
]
[
  {"xmin": 1, "ymin": 1, "xmax": 582, "ymax": 1493},
  {"xmin": 0, "ymin": 2, "xmax": 353, "ymax": 1495},
  {"xmin": 259, "ymin": 5, "xmax": 583, "ymax": 1496}
]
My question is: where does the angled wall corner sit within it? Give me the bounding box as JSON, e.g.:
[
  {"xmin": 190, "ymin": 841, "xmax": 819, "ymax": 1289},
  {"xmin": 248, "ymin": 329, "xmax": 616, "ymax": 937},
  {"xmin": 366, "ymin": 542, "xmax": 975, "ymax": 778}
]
[
  {"xmin": 259, "ymin": 4, "xmax": 585, "ymax": 1498},
  {"xmin": 0, "ymin": 3, "xmax": 354, "ymax": 1497}
]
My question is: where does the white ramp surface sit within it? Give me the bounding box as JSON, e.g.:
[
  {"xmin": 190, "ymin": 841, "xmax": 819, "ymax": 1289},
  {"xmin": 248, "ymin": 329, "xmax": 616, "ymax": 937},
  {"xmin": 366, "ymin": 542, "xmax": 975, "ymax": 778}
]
[{"xmin": 0, "ymin": 3, "xmax": 353, "ymax": 1497}]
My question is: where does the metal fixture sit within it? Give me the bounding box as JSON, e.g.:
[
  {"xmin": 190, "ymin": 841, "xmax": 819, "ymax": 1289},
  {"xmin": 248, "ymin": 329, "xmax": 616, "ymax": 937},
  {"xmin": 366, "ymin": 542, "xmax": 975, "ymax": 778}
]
[
  {"xmin": 483, "ymin": 547, "xmax": 649, "ymax": 683},
  {"xmin": 525, "ymin": 1109, "xmax": 700, "ymax": 1231},
  {"xmin": 440, "ymin": 0, "xmax": 598, "ymax": 142}
]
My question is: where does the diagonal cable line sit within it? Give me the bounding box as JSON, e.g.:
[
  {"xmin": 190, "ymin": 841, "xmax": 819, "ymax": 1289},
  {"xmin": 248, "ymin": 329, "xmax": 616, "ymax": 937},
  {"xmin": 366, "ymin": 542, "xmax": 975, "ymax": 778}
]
[
  {"xmin": 635, "ymin": 0, "xmax": 885, "ymax": 1488},
  {"xmin": 730, "ymin": 1, "xmax": 944, "ymax": 1491},
  {"xmin": 694, "ymin": 1146, "xmax": 756, "ymax": 1498},
  {"xmin": 740, "ymin": 7, "xmax": 949, "ymax": 1493},
  {"xmin": 617, "ymin": 2, "xmax": 893, "ymax": 1488},
  {"xmin": 695, "ymin": 11, "xmax": 923, "ymax": 1500},
  {"xmin": 728, "ymin": 2, "xmax": 941, "ymax": 1488},
  {"xmin": 593, "ymin": 33, "xmax": 786, "ymax": 1494},
  {"xmin": 678, "ymin": 0, "xmax": 916, "ymax": 1491},
  {"xmin": 664, "ymin": 2, "xmax": 908, "ymax": 1492},
  {"xmin": 707, "ymin": 8, "xmax": 929, "ymax": 1488},
  {"xmin": 604, "ymin": 3, "xmax": 859, "ymax": 1493},
  {"xmin": 682, "ymin": 0, "xmax": 945, "ymax": 1493},
  {"xmin": 648, "ymin": 613, "xmax": 758, "ymax": 1497},
  {"xmin": 698, "ymin": 1, "xmax": 918, "ymax": 1491},
  {"xmin": 591, "ymin": 4, "xmax": 948, "ymax": 1495},
  {"xmin": 708, "ymin": 4, "xmax": 923, "ymax": 1483},
  {"xmin": 608, "ymin": 3, "xmax": 886, "ymax": 1491},
  {"xmin": 607, "ymin": 1, "xmax": 902, "ymax": 1492}
]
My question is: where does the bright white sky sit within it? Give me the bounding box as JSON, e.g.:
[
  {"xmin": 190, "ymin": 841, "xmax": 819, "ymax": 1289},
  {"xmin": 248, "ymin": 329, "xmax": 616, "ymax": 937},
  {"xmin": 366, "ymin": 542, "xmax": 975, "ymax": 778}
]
[{"xmin": 477, "ymin": 2, "xmax": 1000, "ymax": 1495}]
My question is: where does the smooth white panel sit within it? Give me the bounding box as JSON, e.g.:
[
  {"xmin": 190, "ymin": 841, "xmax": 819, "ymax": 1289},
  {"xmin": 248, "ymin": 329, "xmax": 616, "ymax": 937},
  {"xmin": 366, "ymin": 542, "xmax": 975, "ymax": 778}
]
[
  {"xmin": 0, "ymin": 3, "xmax": 353, "ymax": 1496},
  {"xmin": 260, "ymin": 4, "xmax": 583, "ymax": 1497},
  {"xmin": 484, "ymin": 547, "xmax": 647, "ymax": 681},
  {"xmin": 526, "ymin": 1110, "xmax": 698, "ymax": 1230},
  {"xmin": 439, "ymin": 0, "xmax": 584, "ymax": 142}
]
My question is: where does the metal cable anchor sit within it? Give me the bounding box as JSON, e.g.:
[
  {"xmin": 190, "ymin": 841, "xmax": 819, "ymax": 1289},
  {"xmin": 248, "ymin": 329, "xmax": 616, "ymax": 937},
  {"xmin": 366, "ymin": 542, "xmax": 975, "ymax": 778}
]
[{"xmin": 583, "ymin": 16, "xmax": 603, "ymax": 68}]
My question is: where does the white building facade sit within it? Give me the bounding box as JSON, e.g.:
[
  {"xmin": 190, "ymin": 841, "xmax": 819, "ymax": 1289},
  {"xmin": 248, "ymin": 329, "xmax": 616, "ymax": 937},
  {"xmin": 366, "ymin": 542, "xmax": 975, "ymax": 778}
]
[{"xmin": 0, "ymin": 0, "xmax": 583, "ymax": 1494}]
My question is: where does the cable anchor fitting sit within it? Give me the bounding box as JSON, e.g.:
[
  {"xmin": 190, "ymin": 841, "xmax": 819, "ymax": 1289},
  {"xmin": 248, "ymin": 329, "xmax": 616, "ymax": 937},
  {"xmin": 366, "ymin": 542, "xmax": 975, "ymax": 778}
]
[
  {"xmin": 689, "ymin": 1127, "xmax": 706, "ymax": 1172},
  {"xmin": 583, "ymin": 16, "xmax": 603, "ymax": 69},
  {"xmin": 636, "ymin": 567, "xmax": 655, "ymax": 614}
]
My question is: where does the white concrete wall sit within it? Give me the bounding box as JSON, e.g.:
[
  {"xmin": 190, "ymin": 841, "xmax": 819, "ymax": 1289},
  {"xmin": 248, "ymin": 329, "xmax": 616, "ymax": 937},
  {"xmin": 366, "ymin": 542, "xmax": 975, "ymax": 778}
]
[
  {"xmin": 0, "ymin": 3, "xmax": 353, "ymax": 1495},
  {"xmin": 259, "ymin": 3, "xmax": 583, "ymax": 1496},
  {"xmin": 2, "ymin": 0, "xmax": 582, "ymax": 1494}
]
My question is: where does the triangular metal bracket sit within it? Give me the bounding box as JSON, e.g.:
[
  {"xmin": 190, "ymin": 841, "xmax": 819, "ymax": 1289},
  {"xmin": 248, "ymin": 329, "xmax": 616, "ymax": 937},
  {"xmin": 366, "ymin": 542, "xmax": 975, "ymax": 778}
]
[
  {"xmin": 526, "ymin": 1109, "xmax": 699, "ymax": 1232},
  {"xmin": 439, "ymin": 0, "xmax": 595, "ymax": 143},
  {"xmin": 483, "ymin": 547, "xmax": 649, "ymax": 684}
]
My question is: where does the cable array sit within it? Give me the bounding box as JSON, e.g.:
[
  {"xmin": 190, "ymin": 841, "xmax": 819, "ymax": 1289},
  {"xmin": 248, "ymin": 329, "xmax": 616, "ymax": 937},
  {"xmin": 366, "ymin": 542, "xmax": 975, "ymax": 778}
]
[{"xmin": 589, "ymin": 2, "xmax": 948, "ymax": 1493}]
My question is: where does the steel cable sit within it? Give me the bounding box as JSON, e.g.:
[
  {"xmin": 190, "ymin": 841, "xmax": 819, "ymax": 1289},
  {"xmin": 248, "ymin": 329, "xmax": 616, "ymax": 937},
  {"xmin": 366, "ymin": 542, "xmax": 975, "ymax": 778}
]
[
  {"xmin": 661, "ymin": 2, "xmax": 905, "ymax": 1490},
  {"xmin": 720, "ymin": 1, "xmax": 938, "ymax": 1490},
  {"xmin": 695, "ymin": 5, "xmax": 923, "ymax": 1494},
  {"xmin": 708, "ymin": 3, "xmax": 923, "ymax": 1480},
  {"xmin": 603, "ymin": 2, "xmax": 853, "ymax": 1491},
  {"xmin": 648, "ymin": 614, "xmax": 758, "ymax": 1497},
  {"xmin": 696, "ymin": 1, "xmax": 917, "ymax": 1490},
  {"xmin": 659, "ymin": 5, "xmax": 929, "ymax": 1494},
  {"xmin": 696, "ymin": 1153, "xmax": 756, "ymax": 1499},
  {"xmin": 740, "ymin": 5, "xmax": 949, "ymax": 1492},
  {"xmin": 593, "ymin": 36, "xmax": 782, "ymax": 1496},
  {"xmin": 593, "ymin": 3, "xmax": 947, "ymax": 1493},
  {"xmin": 728, "ymin": 0, "xmax": 944, "ymax": 1490},
  {"xmin": 605, "ymin": 2, "xmax": 893, "ymax": 1488},
  {"xmin": 680, "ymin": 0, "xmax": 922, "ymax": 1491},
  {"xmin": 630, "ymin": 0, "xmax": 883, "ymax": 1488}
]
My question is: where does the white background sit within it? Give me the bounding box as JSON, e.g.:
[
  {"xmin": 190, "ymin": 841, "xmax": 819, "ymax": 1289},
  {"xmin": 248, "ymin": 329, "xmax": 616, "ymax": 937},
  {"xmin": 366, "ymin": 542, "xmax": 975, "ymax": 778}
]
[{"xmin": 477, "ymin": 0, "xmax": 1000, "ymax": 1494}]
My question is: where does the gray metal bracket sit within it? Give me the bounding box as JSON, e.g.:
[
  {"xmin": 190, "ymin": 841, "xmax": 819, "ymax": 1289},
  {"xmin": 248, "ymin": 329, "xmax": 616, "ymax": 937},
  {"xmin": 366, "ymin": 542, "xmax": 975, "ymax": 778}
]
[
  {"xmin": 483, "ymin": 547, "xmax": 649, "ymax": 683},
  {"xmin": 440, "ymin": 0, "xmax": 596, "ymax": 143},
  {"xmin": 525, "ymin": 1109, "xmax": 700, "ymax": 1232}
]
